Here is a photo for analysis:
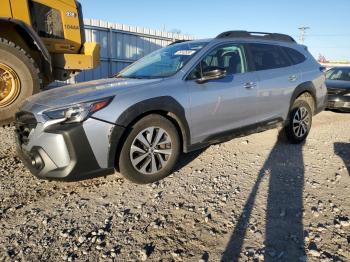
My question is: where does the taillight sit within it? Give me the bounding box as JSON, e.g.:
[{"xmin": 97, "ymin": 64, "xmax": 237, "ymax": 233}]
[{"xmin": 319, "ymin": 66, "xmax": 326, "ymax": 72}]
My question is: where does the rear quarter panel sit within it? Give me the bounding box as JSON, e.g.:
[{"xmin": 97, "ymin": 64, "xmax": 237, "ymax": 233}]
[{"xmin": 296, "ymin": 46, "xmax": 327, "ymax": 111}]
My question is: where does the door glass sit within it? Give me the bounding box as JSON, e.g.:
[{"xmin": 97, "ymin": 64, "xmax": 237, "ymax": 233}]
[
  {"xmin": 249, "ymin": 44, "xmax": 290, "ymax": 71},
  {"xmin": 29, "ymin": 1, "xmax": 64, "ymax": 39},
  {"xmin": 282, "ymin": 47, "xmax": 306, "ymax": 65},
  {"xmin": 188, "ymin": 44, "xmax": 246, "ymax": 80}
]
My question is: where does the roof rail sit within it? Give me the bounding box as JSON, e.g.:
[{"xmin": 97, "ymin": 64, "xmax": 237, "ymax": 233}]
[{"xmin": 216, "ymin": 31, "xmax": 296, "ymax": 43}]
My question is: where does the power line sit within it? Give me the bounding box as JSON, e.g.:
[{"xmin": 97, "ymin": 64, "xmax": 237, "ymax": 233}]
[
  {"xmin": 302, "ymin": 34, "xmax": 350, "ymax": 37},
  {"xmin": 291, "ymin": 34, "xmax": 350, "ymax": 37},
  {"xmin": 310, "ymin": 46, "xmax": 350, "ymax": 49}
]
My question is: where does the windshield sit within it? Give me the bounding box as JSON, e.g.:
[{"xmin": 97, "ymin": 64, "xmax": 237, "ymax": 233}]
[
  {"xmin": 326, "ymin": 68, "xmax": 350, "ymax": 81},
  {"xmin": 117, "ymin": 41, "xmax": 207, "ymax": 79}
]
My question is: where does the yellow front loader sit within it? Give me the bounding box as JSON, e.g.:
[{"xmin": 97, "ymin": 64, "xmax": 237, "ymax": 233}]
[{"xmin": 0, "ymin": 0, "xmax": 100, "ymax": 125}]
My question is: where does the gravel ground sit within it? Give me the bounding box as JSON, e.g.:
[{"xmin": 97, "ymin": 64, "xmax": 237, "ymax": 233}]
[{"xmin": 0, "ymin": 110, "xmax": 349, "ymax": 262}]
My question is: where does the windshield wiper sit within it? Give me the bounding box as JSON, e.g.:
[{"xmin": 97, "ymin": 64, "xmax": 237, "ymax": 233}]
[
  {"xmin": 125, "ymin": 76, "xmax": 154, "ymax": 79},
  {"xmin": 115, "ymin": 75, "xmax": 140, "ymax": 79},
  {"xmin": 115, "ymin": 75, "xmax": 162, "ymax": 79}
]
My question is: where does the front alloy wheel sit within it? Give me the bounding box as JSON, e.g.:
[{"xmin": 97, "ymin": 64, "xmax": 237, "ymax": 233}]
[
  {"xmin": 130, "ymin": 127, "xmax": 173, "ymax": 175},
  {"xmin": 119, "ymin": 114, "xmax": 180, "ymax": 184}
]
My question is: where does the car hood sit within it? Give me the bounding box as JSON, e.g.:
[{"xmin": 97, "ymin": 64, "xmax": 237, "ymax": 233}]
[
  {"xmin": 26, "ymin": 78, "xmax": 162, "ymax": 108},
  {"xmin": 326, "ymin": 79, "xmax": 350, "ymax": 89}
]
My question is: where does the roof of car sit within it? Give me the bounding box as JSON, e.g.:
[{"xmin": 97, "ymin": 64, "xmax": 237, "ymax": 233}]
[{"xmin": 170, "ymin": 31, "xmax": 298, "ymax": 47}]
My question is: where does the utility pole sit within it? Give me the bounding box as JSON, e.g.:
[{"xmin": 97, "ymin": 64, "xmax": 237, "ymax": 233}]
[{"xmin": 298, "ymin": 26, "xmax": 310, "ymax": 44}]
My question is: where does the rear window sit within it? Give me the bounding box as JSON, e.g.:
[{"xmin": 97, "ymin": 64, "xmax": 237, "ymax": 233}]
[
  {"xmin": 249, "ymin": 44, "xmax": 290, "ymax": 71},
  {"xmin": 283, "ymin": 47, "xmax": 306, "ymax": 65}
]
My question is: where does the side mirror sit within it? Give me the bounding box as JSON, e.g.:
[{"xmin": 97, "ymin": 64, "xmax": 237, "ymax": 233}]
[{"xmin": 196, "ymin": 67, "xmax": 226, "ymax": 84}]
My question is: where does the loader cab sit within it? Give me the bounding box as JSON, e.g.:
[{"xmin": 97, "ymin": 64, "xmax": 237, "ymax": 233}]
[
  {"xmin": 0, "ymin": 0, "xmax": 83, "ymax": 54},
  {"xmin": 27, "ymin": 0, "xmax": 84, "ymax": 54}
]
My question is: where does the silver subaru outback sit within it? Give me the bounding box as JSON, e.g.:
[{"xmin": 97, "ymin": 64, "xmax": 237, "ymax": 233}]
[{"xmin": 15, "ymin": 31, "xmax": 327, "ymax": 183}]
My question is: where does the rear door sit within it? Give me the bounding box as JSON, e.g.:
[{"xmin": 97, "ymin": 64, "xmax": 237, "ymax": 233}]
[
  {"xmin": 246, "ymin": 43, "xmax": 302, "ymax": 121},
  {"xmin": 185, "ymin": 43, "xmax": 260, "ymax": 144}
]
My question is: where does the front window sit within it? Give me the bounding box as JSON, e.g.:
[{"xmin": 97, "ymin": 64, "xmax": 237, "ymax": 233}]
[
  {"xmin": 187, "ymin": 44, "xmax": 246, "ymax": 80},
  {"xmin": 117, "ymin": 42, "xmax": 207, "ymax": 79},
  {"xmin": 326, "ymin": 68, "xmax": 350, "ymax": 81}
]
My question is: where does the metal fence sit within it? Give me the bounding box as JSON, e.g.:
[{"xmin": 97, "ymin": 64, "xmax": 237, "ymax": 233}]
[{"xmin": 64, "ymin": 19, "xmax": 194, "ymax": 84}]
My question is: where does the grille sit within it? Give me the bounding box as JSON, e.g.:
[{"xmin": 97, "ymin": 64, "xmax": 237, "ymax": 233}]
[
  {"xmin": 327, "ymin": 88, "xmax": 344, "ymax": 95},
  {"xmin": 327, "ymin": 101, "xmax": 336, "ymax": 108},
  {"xmin": 15, "ymin": 112, "xmax": 37, "ymax": 145}
]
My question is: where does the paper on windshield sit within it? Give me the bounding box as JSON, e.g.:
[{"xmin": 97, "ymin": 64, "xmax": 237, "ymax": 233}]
[{"xmin": 175, "ymin": 50, "xmax": 196, "ymax": 56}]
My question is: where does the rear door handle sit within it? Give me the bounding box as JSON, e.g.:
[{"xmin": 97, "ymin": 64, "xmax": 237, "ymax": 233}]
[
  {"xmin": 244, "ymin": 82, "xmax": 257, "ymax": 89},
  {"xmin": 288, "ymin": 75, "xmax": 297, "ymax": 82}
]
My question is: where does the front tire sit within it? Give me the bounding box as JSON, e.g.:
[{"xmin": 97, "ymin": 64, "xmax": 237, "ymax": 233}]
[
  {"xmin": 284, "ymin": 94, "xmax": 313, "ymax": 144},
  {"xmin": 119, "ymin": 114, "xmax": 180, "ymax": 184}
]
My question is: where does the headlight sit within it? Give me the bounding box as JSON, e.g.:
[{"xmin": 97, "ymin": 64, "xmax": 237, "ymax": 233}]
[{"xmin": 43, "ymin": 97, "xmax": 113, "ymax": 124}]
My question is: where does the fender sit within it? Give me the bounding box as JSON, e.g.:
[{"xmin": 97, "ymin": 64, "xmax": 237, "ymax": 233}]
[
  {"xmin": 0, "ymin": 18, "xmax": 52, "ymax": 71},
  {"xmin": 108, "ymin": 96, "xmax": 191, "ymax": 169},
  {"xmin": 289, "ymin": 81, "xmax": 317, "ymax": 111}
]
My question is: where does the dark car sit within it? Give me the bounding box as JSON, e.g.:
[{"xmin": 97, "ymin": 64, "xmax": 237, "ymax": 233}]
[{"xmin": 326, "ymin": 67, "xmax": 350, "ymax": 112}]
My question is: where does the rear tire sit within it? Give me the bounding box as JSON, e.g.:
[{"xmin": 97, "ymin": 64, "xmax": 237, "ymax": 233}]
[
  {"xmin": 284, "ymin": 94, "xmax": 313, "ymax": 144},
  {"xmin": 0, "ymin": 38, "xmax": 41, "ymax": 126},
  {"xmin": 119, "ymin": 114, "xmax": 180, "ymax": 184}
]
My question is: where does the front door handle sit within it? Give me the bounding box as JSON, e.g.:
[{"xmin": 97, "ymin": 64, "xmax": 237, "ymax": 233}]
[
  {"xmin": 244, "ymin": 82, "xmax": 257, "ymax": 89},
  {"xmin": 288, "ymin": 75, "xmax": 297, "ymax": 82}
]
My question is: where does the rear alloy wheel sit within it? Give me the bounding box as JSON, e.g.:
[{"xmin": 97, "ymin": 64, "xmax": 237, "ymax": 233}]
[
  {"xmin": 292, "ymin": 106, "xmax": 310, "ymax": 138},
  {"xmin": 284, "ymin": 94, "xmax": 313, "ymax": 144},
  {"xmin": 119, "ymin": 114, "xmax": 180, "ymax": 184}
]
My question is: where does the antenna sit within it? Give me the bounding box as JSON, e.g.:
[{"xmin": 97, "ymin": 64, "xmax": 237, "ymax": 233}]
[{"xmin": 298, "ymin": 26, "xmax": 310, "ymax": 44}]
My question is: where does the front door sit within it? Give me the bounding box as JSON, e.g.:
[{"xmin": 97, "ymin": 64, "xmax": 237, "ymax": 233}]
[{"xmin": 185, "ymin": 43, "xmax": 260, "ymax": 144}]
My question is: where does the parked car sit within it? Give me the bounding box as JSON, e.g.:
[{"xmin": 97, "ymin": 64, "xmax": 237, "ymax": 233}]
[
  {"xmin": 325, "ymin": 67, "xmax": 350, "ymax": 112},
  {"xmin": 15, "ymin": 31, "xmax": 327, "ymax": 184}
]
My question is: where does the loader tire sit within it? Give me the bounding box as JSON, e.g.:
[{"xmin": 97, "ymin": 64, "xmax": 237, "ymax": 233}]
[{"xmin": 0, "ymin": 38, "xmax": 41, "ymax": 126}]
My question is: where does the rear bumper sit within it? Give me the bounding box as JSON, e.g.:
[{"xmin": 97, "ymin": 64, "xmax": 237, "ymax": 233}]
[
  {"xmin": 15, "ymin": 121, "xmax": 116, "ymax": 181},
  {"xmin": 315, "ymin": 93, "xmax": 328, "ymax": 115},
  {"xmin": 327, "ymin": 95, "xmax": 350, "ymax": 112}
]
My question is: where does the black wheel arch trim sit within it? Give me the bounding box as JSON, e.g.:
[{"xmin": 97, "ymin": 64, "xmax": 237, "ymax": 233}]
[
  {"xmin": 108, "ymin": 96, "xmax": 191, "ymax": 170},
  {"xmin": 0, "ymin": 17, "xmax": 52, "ymax": 72},
  {"xmin": 289, "ymin": 81, "xmax": 317, "ymax": 113}
]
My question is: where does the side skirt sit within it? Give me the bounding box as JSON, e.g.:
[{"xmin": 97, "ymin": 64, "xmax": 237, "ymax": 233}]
[{"xmin": 187, "ymin": 117, "xmax": 284, "ymax": 152}]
